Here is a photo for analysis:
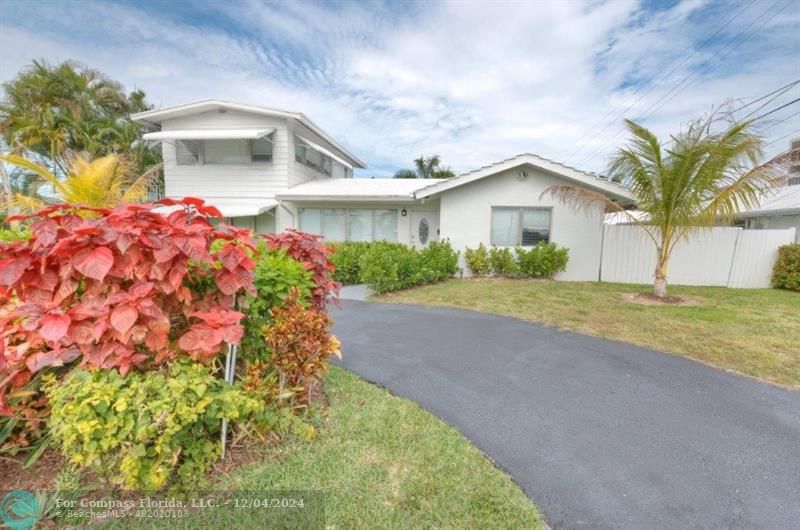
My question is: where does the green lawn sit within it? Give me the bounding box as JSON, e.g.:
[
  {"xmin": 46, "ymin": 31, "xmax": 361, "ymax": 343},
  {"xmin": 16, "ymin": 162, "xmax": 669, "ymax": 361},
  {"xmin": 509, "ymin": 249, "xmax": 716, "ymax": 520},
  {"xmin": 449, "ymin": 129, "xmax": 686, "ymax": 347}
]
[
  {"xmin": 380, "ymin": 279, "xmax": 800, "ymax": 390},
  {"xmin": 107, "ymin": 366, "xmax": 541, "ymax": 529}
]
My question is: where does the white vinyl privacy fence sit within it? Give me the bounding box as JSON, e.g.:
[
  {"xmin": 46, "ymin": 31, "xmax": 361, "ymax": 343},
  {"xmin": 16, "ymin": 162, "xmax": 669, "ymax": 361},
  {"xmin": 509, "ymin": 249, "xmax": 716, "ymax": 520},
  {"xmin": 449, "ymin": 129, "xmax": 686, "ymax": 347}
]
[{"xmin": 600, "ymin": 225, "xmax": 796, "ymax": 288}]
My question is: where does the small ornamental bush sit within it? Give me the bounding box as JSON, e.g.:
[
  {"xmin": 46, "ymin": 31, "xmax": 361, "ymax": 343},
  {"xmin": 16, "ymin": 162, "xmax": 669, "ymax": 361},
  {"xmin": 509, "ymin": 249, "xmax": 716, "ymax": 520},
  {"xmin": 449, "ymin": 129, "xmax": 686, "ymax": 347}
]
[
  {"xmin": 329, "ymin": 241, "xmax": 372, "ymax": 284},
  {"xmin": 358, "ymin": 240, "xmax": 458, "ymax": 293},
  {"xmin": 417, "ymin": 240, "xmax": 459, "ymax": 283},
  {"xmin": 771, "ymin": 244, "xmax": 800, "ymax": 292},
  {"xmin": 264, "ymin": 291, "xmax": 341, "ymax": 404},
  {"xmin": 0, "ymin": 198, "xmax": 256, "ymax": 417},
  {"xmin": 241, "ymin": 248, "xmax": 314, "ymax": 362},
  {"xmin": 359, "ymin": 242, "xmax": 420, "ymax": 293},
  {"xmin": 514, "ymin": 242, "xmax": 569, "ymax": 278},
  {"xmin": 464, "ymin": 243, "xmax": 491, "ymax": 276},
  {"xmin": 266, "ymin": 230, "xmax": 339, "ymax": 312},
  {"xmin": 46, "ymin": 361, "xmax": 260, "ymax": 490},
  {"xmin": 489, "ymin": 247, "xmax": 519, "ymax": 277}
]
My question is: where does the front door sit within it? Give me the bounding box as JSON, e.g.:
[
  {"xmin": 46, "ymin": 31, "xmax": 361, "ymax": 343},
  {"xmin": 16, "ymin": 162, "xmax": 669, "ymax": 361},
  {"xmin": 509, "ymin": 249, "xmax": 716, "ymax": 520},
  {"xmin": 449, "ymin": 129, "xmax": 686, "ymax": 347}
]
[{"xmin": 410, "ymin": 211, "xmax": 439, "ymax": 249}]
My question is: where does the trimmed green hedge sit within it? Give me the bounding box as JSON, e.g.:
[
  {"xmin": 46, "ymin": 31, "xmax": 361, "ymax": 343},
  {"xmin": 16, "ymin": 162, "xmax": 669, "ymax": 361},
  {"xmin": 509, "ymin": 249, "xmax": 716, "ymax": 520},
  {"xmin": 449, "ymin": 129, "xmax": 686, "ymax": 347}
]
[
  {"xmin": 329, "ymin": 240, "xmax": 459, "ymax": 293},
  {"xmin": 771, "ymin": 244, "xmax": 800, "ymax": 292},
  {"xmin": 467, "ymin": 242, "xmax": 569, "ymax": 279}
]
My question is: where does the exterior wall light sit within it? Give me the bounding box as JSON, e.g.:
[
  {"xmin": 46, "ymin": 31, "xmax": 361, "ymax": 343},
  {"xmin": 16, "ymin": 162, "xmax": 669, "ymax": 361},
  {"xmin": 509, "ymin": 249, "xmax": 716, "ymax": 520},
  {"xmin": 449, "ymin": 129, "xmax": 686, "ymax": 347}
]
[{"xmin": 401, "ymin": 208, "xmax": 407, "ymax": 217}]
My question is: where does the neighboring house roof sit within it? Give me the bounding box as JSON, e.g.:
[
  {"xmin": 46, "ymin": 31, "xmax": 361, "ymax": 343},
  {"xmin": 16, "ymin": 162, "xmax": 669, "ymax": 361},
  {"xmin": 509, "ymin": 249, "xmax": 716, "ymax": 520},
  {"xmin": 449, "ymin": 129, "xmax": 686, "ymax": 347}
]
[
  {"xmin": 738, "ymin": 185, "xmax": 800, "ymax": 217},
  {"xmin": 276, "ymin": 178, "xmax": 441, "ymax": 202},
  {"xmin": 131, "ymin": 99, "xmax": 367, "ymax": 169},
  {"xmin": 413, "ymin": 153, "xmax": 634, "ymax": 202}
]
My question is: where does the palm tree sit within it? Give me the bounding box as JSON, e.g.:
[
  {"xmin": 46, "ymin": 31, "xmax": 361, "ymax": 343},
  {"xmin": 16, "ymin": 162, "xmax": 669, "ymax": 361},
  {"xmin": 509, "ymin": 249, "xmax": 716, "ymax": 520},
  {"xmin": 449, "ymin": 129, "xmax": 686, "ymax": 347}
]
[
  {"xmin": 394, "ymin": 155, "xmax": 456, "ymax": 179},
  {"xmin": 546, "ymin": 114, "xmax": 787, "ymax": 298},
  {"xmin": 0, "ymin": 60, "xmax": 159, "ymax": 175},
  {"xmin": 1, "ymin": 153, "xmax": 160, "ymax": 213}
]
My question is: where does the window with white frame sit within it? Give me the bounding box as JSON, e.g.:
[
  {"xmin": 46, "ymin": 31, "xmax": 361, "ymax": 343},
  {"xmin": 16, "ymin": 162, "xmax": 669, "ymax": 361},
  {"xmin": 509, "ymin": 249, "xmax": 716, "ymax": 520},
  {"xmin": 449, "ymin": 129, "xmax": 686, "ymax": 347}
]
[
  {"xmin": 204, "ymin": 139, "xmax": 250, "ymax": 164},
  {"xmin": 294, "ymin": 135, "xmax": 332, "ymax": 176},
  {"xmin": 176, "ymin": 140, "xmax": 200, "ymax": 165},
  {"xmin": 298, "ymin": 208, "xmax": 398, "ymax": 241},
  {"xmin": 491, "ymin": 207, "xmax": 551, "ymax": 246},
  {"xmin": 249, "ymin": 137, "xmax": 273, "ymax": 162},
  {"xmin": 175, "ymin": 135, "xmax": 274, "ymax": 165}
]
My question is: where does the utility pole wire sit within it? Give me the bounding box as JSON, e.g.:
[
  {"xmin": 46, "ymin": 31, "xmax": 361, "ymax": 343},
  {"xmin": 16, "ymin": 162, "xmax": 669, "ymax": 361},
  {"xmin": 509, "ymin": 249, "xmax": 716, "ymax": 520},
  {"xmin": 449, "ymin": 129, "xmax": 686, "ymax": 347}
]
[
  {"xmin": 562, "ymin": 0, "xmax": 756, "ymax": 164},
  {"xmin": 747, "ymin": 97, "xmax": 800, "ymax": 123},
  {"xmin": 573, "ymin": 0, "xmax": 790, "ymax": 168},
  {"xmin": 765, "ymin": 129, "xmax": 800, "ymax": 147}
]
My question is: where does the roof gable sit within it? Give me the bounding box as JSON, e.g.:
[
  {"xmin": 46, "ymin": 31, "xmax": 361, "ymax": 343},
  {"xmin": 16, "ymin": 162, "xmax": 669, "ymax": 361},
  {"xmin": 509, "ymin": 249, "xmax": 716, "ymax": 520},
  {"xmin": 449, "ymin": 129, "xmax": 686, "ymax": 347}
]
[{"xmin": 413, "ymin": 153, "xmax": 633, "ymax": 202}]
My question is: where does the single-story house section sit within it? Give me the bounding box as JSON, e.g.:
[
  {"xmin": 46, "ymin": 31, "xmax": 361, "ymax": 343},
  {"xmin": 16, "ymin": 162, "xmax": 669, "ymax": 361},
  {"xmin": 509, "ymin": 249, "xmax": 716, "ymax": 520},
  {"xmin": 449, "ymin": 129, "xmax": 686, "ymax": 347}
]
[
  {"xmin": 133, "ymin": 100, "xmax": 633, "ymax": 281},
  {"xmin": 735, "ymin": 181, "xmax": 800, "ymax": 243},
  {"xmin": 277, "ymin": 154, "xmax": 633, "ymax": 281}
]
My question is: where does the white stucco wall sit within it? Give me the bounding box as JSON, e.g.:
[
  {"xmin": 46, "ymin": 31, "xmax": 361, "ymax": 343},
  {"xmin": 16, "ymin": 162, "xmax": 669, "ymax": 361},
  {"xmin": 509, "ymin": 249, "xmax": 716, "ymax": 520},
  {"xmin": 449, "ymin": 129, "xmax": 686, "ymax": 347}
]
[{"xmin": 437, "ymin": 167, "xmax": 605, "ymax": 281}]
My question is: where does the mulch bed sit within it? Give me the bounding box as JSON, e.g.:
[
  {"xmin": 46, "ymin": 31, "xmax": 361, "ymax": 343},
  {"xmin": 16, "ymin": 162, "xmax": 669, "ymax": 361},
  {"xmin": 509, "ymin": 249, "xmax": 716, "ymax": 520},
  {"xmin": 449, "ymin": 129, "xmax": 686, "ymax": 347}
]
[
  {"xmin": 622, "ymin": 292, "xmax": 699, "ymax": 306},
  {"xmin": 0, "ymin": 448, "xmax": 64, "ymax": 490}
]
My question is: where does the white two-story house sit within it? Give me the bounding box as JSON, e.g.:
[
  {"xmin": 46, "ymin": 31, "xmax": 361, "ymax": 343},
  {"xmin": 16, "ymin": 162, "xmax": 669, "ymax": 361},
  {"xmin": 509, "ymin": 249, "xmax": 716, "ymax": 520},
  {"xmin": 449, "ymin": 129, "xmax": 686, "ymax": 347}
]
[
  {"xmin": 133, "ymin": 99, "xmax": 367, "ymax": 233},
  {"xmin": 133, "ymin": 99, "xmax": 633, "ymax": 280}
]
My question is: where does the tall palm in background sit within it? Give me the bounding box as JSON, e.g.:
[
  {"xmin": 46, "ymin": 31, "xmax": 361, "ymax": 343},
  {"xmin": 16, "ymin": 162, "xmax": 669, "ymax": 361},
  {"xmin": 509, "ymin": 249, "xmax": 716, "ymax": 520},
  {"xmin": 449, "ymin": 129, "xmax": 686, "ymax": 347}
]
[
  {"xmin": 547, "ymin": 114, "xmax": 787, "ymax": 298},
  {"xmin": 394, "ymin": 155, "xmax": 456, "ymax": 179},
  {"xmin": 0, "ymin": 60, "xmax": 160, "ymax": 211}
]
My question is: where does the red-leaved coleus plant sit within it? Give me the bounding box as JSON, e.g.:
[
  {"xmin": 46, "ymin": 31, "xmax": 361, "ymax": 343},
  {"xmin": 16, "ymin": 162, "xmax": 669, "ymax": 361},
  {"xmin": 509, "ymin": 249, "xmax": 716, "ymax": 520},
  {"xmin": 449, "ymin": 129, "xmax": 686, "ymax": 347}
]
[
  {"xmin": 265, "ymin": 230, "xmax": 339, "ymax": 312},
  {"xmin": 0, "ymin": 198, "xmax": 257, "ymax": 416}
]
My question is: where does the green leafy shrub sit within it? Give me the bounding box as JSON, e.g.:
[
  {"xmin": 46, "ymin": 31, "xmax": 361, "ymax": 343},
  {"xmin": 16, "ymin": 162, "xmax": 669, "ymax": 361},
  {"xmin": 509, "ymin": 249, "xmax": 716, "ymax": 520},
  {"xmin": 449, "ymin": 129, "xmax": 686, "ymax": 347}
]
[
  {"xmin": 417, "ymin": 240, "xmax": 459, "ymax": 283},
  {"xmin": 514, "ymin": 242, "xmax": 569, "ymax": 278},
  {"xmin": 46, "ymin": 361, "xmax": 261, "ymax": 490},
  {"xmin": 241, "ymin": 248, "xmax": 314, "ymax": 361},
  {"xmin": 329, "ymin": 241, "xmax": 372, "ymax": 284},
  {"xmin": 771, "ymin": 244, "xmax": 800, "ymax": 291},
  {"xmin": 358, "ymin": 240, "xmax": 458, "ymax": 293},
  {"xmin": 464, "ymin": 243, "xmax": 491, "ymax": 276},
  {"xmin": 0, "ymin": 227, "xmax": 31, "ymax": 242},
  {"xmin": 489, "ymin": 247, "xmax": 519, "ymax": 277},
  {"xmin": 359, "ymin": 242, "xmax": 420, "ymax": 293}
]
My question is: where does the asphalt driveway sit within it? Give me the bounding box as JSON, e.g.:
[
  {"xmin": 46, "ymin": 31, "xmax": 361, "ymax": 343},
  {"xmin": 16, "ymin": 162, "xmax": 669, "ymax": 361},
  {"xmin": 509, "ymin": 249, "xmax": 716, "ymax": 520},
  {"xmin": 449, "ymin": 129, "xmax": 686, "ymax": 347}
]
[{"xmin": 331, "ymin": 300, "xmax": 800, "ymax": 529}]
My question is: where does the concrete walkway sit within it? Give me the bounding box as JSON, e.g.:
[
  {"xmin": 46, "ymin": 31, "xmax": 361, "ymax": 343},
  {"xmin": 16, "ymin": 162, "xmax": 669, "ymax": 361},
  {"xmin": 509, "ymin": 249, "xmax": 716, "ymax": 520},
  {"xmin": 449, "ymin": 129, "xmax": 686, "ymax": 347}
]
[{"xmin": 331, "ymin": 300, "xmax": 800, "ymax": 530}]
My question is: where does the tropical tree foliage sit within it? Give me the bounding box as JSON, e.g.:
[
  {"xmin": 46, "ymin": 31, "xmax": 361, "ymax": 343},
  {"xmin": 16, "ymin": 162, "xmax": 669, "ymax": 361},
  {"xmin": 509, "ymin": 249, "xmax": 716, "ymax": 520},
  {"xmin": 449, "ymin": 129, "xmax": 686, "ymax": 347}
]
[
  {"xmin": 0, "ymin": 153, "xmax": 159, "ymax": 213},
  {"xmin": 0, "ymin": 60, "xmax": 161, "ymax": 212},
  {"xmin": 546, "ymin": 113, "xmax": 788, "ymax": 298},
  {"xmin": 394, "ymin": 155, "xmax": 456, "ymax": 179}
]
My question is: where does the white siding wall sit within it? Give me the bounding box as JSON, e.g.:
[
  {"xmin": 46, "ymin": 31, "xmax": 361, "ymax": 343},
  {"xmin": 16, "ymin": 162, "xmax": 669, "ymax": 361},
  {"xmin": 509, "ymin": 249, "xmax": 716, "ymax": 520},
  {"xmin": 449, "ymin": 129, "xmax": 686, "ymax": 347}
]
[
  {"xmin": 438, "ymin": 167, "xmax": 605, "ymax": 281},
  {"xmin": 160, "ymin": 110, "xmax": 290, "ymax": 210},
  {"xmin": 286, "ymin": 121, "xmax": 353, "ymax": 187}
]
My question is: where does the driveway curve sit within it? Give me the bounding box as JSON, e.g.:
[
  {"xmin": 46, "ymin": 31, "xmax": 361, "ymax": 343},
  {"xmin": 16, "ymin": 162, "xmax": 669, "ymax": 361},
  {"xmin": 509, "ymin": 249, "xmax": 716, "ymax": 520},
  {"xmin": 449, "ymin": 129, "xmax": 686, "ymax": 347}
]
[{"xmin": 331, "ymin": 300, "xmax": 800, "ymax": 530}]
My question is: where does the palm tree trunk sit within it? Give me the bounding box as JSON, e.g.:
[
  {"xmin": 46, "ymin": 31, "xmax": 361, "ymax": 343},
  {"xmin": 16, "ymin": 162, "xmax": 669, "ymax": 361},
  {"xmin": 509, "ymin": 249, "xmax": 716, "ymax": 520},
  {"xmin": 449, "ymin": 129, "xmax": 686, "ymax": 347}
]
[{"xmin": 653, "ymin": 248, "xmax": 669, "ymax": 298}]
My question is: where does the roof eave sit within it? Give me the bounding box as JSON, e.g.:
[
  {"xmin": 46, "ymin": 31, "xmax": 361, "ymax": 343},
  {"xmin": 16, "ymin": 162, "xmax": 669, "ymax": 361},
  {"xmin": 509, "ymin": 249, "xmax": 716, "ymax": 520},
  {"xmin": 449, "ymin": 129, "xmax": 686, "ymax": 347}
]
[{"xmin": 276, "ymin": 194, "xmax": 418, "ymax": 203}]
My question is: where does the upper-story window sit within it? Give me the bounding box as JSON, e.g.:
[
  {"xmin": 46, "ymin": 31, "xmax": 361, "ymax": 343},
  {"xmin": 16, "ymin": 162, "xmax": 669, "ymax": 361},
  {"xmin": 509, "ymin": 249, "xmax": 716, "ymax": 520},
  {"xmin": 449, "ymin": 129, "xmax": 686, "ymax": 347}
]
[
  {"xmin": 294, "ymin": 135, "xmax": 332, "ymax": 176},
  {"xmin": 176, "ymin": 136, "xmax": 273, "ymax": 165}
]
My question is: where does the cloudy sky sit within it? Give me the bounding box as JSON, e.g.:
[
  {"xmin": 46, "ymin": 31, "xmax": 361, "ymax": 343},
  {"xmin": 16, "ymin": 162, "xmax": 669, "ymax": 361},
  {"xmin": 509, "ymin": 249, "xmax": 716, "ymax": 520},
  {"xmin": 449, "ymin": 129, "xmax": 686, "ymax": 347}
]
[{"xmin": 2, "ymin": 0, "xmax": 798, "ymax": 177}]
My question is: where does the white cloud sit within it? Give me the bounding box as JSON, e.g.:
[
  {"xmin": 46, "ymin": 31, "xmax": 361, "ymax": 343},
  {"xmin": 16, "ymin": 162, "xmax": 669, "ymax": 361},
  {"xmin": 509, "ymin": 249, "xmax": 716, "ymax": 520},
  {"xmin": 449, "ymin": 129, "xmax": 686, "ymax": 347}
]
[{"xmin": 1, "ymin": 0, "xmax": 797, "ymax": 177}]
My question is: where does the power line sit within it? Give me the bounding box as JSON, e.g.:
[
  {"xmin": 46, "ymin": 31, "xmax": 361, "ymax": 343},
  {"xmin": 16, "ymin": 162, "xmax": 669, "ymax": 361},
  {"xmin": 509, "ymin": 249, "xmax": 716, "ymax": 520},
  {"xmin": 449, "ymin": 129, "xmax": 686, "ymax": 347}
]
[
  {"xmin": 748, "ymin": 97, "xmax": 800, "ymax": 123},
  {"xmin": 562, "ymin": 0, "xmax": 757, "ymax": 164},
  {"xmin": 573, "ymin": 0, "xmax": 790, "ymax": 168},
  {"xmin": 766, "ymin": 128, "xmax": 800, "ymax": 147},
  {"xmin": 738, "ymin": 79, "xmax": 800, "ymax": 120}
]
